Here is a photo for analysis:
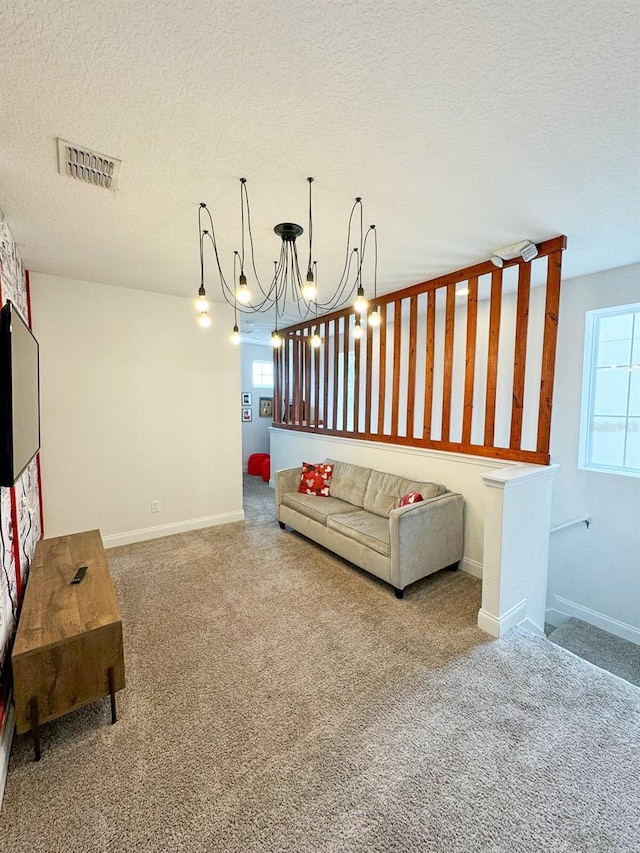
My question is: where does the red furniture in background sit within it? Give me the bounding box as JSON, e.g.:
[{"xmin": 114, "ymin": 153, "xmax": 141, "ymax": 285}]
[{"xmin": 248, "ymin": 453, "xmax": 270, "ymax": 477}]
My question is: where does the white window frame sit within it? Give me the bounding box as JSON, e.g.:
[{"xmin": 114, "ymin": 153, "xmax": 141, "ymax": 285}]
[
  {"xmin": 578, "ymin": 302, "xmax": 640, "ymax": 478},
  {"xmin": 252, "ymin": 359, "xmax": 274, "ymax": 388}
]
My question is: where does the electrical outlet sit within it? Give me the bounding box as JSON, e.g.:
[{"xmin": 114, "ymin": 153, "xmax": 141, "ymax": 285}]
[{"xmin": 151, "ymin": 501, "xmax": 160, "ymax": 514}]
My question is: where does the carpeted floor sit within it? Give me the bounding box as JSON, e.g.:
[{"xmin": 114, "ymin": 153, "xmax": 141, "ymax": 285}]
[
  {"xmin": 1, "ymin": 475, "xmax": 639, "ymax": 852},
  {"xmin": 548, "ymin": 617, "xmax": 640, "ymax": 687}
]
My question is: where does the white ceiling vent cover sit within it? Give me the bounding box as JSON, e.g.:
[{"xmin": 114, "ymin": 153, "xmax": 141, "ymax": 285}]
[{"xmin": 57, "ymin": 138, "xmax": 121, "ymax": 189}]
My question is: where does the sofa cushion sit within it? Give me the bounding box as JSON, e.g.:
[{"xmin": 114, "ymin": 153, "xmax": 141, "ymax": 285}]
[
  {"xmin": 281, "ymin": 492, "xmax": 358, "ymax": 526},
  {"xmin": 324, "ymin": 459, "xmax": 371, "ymax": 507},
  {"xmin": 327, "ymin": 510, "xmax": 391, "ymax": 557},
  {"xmin": 363, "ymin": 470, "xmax": 445, "ymax": 518}
]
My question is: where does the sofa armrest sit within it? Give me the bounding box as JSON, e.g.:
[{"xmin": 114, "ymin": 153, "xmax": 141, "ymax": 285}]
[
  {"xmin": 389, "ymin": 493, "xmax": 464, "ymax": 589},
  {"xmin": 275, "ymin": 467, "xmax": 302, "ymax": 512}
]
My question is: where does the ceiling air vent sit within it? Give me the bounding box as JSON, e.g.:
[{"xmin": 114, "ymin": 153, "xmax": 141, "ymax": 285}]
[{"xmin": 57, "ymin": 138, "xmax": 121, "ymax": 190}]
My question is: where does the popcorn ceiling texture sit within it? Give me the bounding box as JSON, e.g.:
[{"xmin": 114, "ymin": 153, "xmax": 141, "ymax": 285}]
[
  {"xmin": 0, "ymin": 0, "xmax": 638, "ymax": 317},
  {"xmin": 1, "ymin": 478, "xmax": 637, "ymax": 851}
]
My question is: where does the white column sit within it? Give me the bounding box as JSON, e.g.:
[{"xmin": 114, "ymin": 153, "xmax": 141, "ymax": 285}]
[{"xmin": 478, "ymin": 464, "xmax": 559, "ymax": 638}]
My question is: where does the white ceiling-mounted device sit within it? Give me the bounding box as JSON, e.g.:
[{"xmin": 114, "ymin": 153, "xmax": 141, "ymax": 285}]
[
  {"xmin": 57, "ymin": 138, "xmax": 122, "ymax": 190},
  {"xmin": 490, "ymin": 239, "xmax": 538, "ymax": 267}
]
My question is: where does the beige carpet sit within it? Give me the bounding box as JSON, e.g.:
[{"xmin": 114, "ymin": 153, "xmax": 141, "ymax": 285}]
[
  {"xmin": 1, "ymin": 476, "xmax": 639, "ymax": 852},
  {"xmin": 548, "ymin": 617, "xmax": 640, "ymax": 687}
]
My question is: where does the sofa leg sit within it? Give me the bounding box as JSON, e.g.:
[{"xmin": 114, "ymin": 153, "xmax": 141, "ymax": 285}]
[
  {"xmin": 393, "ymin": 587, "xmax": 404, "ymax": 599},
  {"xmin": 446, "ymin": 561, "xmax": 460, "ymax": 572},
  {"xmin": 278, "ymin": 521, "xmax": 286, "ymax": 530}
]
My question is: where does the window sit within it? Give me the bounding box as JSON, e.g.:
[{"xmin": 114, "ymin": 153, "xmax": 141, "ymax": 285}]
[
  {"xmin": 252, "ymin": 360, "xmax": 274, "ymax": 388},
  {"xmin": 579, "ymin": 303, "xmax": 640, "ymax": 477}
]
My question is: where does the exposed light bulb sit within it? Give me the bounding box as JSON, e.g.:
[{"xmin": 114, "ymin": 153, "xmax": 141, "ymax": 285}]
[
  {"xmin": 302, "ymin": 283, "xmax": 317, "ymax": 300},
  {"xmin": 230, "ymin": 324, "xmax": 241, "ymax": 344},
  {"xmin": 353, "ymin": 319, "xmax": 363, "ymax": 339},
  {"xmin": 310, "ymin": 333, "xmax": 322, "ymax": 348},
  {"xmin": 195, "ymin": 285, "xmax": 208, "ymax": 312},
  {"xmin": 368, "ymin": 307, "xmax": 381, "ymax": 327},
  {"xmin": 354, "ymin": 286, "xmax": 368, "ymax": 314},
  {"xmin": 302, "ymin": 270, "xmax": 316, "ymax": 301},
  {"xmin": 198, "ymin": 311, "xmax": 211, "ymax": 328},
  {"xmin": 236, "ymin": 273, "xmax": 251, "ymax": 304},
  {"xmin": 271, "ymin": 331, "xmax": 282, "ymax": 349}
]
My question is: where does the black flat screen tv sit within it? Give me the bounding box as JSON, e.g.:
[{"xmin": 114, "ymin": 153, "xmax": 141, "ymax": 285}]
[{"xmin": 0, "ymin": 300, "xmax": 40, "ymax": 487}]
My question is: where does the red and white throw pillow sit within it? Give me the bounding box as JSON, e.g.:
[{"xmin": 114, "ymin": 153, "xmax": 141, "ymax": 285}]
[
  {"xmin": 298, "ymin": 462, "xmax": 333, "ymax": 497},
  {"xmin": 398, "ymin": 491, "xmax": 423, "ymax": 507}
]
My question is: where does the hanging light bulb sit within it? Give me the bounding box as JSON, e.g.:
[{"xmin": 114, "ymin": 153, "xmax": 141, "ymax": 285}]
[
  {"xmin": 368, "ymin": 305, "xmax": 381, "ymax": 327},
  {"xmin": 271, "ymin": 330, "xmax": 282, "ymax": 348},
  {"xmin": 302, "ymin": 270, "xmax": 316, "ymax": 301},
  {"xmin": 198, "ymin": 311, "xmax": 211, "ymax": 328},
  {"xmin": 195, "ymin": 285, "xmax": 208, "ymax": 313},
  {"xmin": 230, "ymin": 324, "xmax": 241, "ymax": 344},
  {"xmin": 236, "ymin": 273, "xmax": 251, "ymax": 304},
  {"xmin": 353, "ymin": 316, "xmax": 363, "ymax": 339},
  {"xmin": 310, "ymin": 332, "xmax": 322, "ymax": 348},
  {"xmin": 354, "ymin": 286, "xmax": 368, "ymax": 314}
]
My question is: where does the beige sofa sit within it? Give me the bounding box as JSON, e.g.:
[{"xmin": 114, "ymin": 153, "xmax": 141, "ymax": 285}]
[{"xmin": 275, "ymin": 459, "xmax": 464, "ymax": 597}]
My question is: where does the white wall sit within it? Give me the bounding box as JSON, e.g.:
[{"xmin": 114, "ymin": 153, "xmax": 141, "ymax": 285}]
[
  {"xmin": 270, "ymin": 428, "xmax": 515, "ymax": 577},
  {"xmin": 31, "ymin": 274, "xmax": 243, "ymax": 545},
  {"xmin": 547, "ymin": 263, "xmax": 640, "ymax": 642},
  {"xmin": 240, "ymin": 343, "xmax": 273, "ymax": 470}
]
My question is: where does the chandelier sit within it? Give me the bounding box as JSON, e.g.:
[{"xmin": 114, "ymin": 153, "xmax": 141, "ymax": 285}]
[{"xmin": 195, "ymin": 177, "xmax": 380, "ymax": 347}]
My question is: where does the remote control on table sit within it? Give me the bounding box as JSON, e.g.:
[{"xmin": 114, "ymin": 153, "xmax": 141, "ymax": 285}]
[{"xmin": 70, "ymin": 566, "xmax": 88, "ymax": 585}]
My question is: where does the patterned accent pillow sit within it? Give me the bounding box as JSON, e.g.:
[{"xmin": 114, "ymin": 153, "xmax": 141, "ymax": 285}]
[
  {"xmin": 298, "ymin": 462, "xmax": 334, "ymax": 497},
  {"xmin": 398, "ymin": 491, "xmax": 423, "ymax": 507}
]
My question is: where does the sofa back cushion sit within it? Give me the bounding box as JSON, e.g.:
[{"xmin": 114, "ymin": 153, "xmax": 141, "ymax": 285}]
[
  {"xmin": 325, "ymin": 459, "xmax": 371, "ymax": 507},
  {"xmin": 363, "ymin": 470, "xmax": 446, "ymax": 517}
]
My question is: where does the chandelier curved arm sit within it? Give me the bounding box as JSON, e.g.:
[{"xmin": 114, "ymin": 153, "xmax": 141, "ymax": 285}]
[{"xmin": 313, "ymin": 198, "xmax": 363, "ymax": 312}]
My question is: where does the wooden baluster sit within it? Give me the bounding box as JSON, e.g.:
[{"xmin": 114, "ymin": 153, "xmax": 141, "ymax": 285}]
[
  {"xmin": 391, "ymin": 300, "xmax": 402, "ymax": 437},
  {"xmin": 354, "ymin": 319, "xmax": 361, "ymax": 433},
  {"xmin": 441, "ymin": 283, "xmax": 455, "ymax": 442},
  {"xmin": 423, "ymin": 290, "xmax": 436, "ymax": 439},
  {"xmin": 322, "ymin": 322, "xmax": 329, "ymax": 431},
  {"xmin": 283, "ymin": 335, "xmax": 290, "ymax": 423},
  {"xmin": 273, "ymin": 344, "xmax": 280, "ymax": 424},
  {"xmin": 313, "ymin": 324, "xmax": 321, "ymax": 429},
  {"xmin": 332, "ymin": 318, "xmax": 340, "ymax": 431},
  {"xmin": 342, "ymin": 315, "xmax": 350, "ymax": 431},
  {"xmin": 365, "ymin": 311, "xmax": 373, "ymax": 436},
  {"xmin": 462, "ymin": 277, "xmax": 478, "ymax": 445},
  {"xmin": 510, "ymin": 262, "xmax": 531, "ymax": 449},
  {"xmin": 302, "ymin": 327, "xmax": 311, "ymax": 426},
  {"xmin": 484, "ymin": 269, "xmax": 503, "ymax": 446},
  {"xmin": 407, "ymin": 296, "xmax": 418, "ymax": 439},
  {"xmin": 537, "ymin": 251, "xmax": 563, "ymax": 459},
  {"xmin": 293, "ymin": 335, "xmax": 302, "ymax": 424},
  {"xmin": 377, "ymin": 304, "xmax": 387, "ymax": 434}
]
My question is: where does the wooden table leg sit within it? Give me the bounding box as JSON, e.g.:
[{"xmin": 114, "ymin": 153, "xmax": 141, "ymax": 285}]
[
  {"xmin": 108, "ymin": 667, "xmax": 117, "ymax": 724},
  {"xmin": 29, "ymin": 697, "xmax": 41, "ymax": 762}
]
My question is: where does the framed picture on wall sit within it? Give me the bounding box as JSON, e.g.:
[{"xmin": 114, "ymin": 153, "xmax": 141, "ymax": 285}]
[
  {"xmin": 242, "ymin": 407, "xmax": 252, "ymax": 422},
  {"xmin": 259, "ymin": 397, "xmax": 273, "ymax": 418},
  {"xmin": 241, "ymin": 392, "xmax": 252, "ymax": 406}
]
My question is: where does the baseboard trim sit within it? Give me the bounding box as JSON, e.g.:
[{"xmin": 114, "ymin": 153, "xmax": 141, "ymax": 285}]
[
  {"xmin": 102, "ymin": 511, "xmax": 245, "ymax": 549},
  {"xmin": 549, "ymin": 596, "xmax": 640, "ymax": 645},
  {"xmin": 0, "ymin": 700, "xmax": 15, "ymax": 812},
  {"xmin": 461, "ymin": 557, "xmax": 482, "ymax": 578},
  {"xmin": 478, "ymin": 599, "xmax": 527, "ymax": 638}
]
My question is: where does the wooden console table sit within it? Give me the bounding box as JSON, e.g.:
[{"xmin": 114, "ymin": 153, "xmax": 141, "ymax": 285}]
[{"xmin": 12, "ymin": 529, "xmax": 125, "ymax": 760}]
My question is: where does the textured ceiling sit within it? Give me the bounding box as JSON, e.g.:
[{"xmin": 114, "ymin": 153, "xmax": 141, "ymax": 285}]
[{"xmin": 1, "ymin": 0, "xmax": 638, "ymax": 338}]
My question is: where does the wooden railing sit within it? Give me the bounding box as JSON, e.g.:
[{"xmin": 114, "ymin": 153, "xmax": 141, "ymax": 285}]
[{"xmin": 273, "ymin": 236, "xmax": 567, "ymax": 465}]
